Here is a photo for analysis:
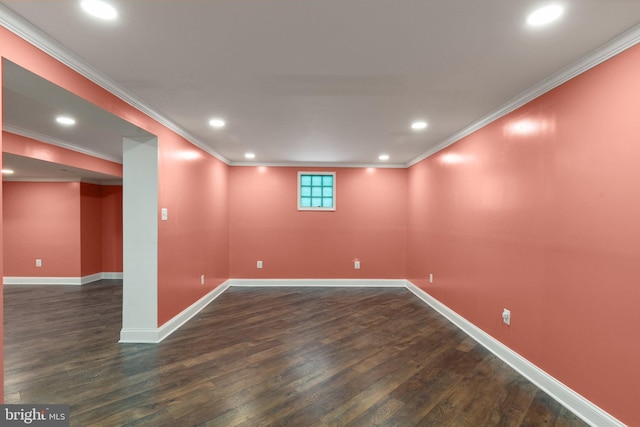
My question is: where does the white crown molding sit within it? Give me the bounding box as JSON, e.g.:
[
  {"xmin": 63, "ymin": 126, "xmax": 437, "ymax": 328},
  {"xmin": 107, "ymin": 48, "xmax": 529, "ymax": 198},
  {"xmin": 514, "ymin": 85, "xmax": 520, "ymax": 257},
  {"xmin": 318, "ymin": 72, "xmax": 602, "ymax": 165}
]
[
  {"xmin": 4, "ymin": 125, "xmax": 122, "ymax": 163},
  {"xmin": 0, "ymin": 4, "xmax": 230, "ymax": 166},
  {"xmin": 407, "ymin": 23, "xmax": 640, "ymax": 167},
  {"xmin": 3, "ymin": 4, "xmax": 639, "ymax": 170},
  {"xmin": 405, "ymin": 281, "xmax": 625, "ymax": 427},
  {"xmin": 230, "ymin": 161, "xmax": 407, "ymax": 169},
  {"xmin": 3, "ymin": 177, "xmax": 83, "ymax": 183},
  {"xmin": 3, "ymin": 177, "xmax": 120, "ymax": 185}
]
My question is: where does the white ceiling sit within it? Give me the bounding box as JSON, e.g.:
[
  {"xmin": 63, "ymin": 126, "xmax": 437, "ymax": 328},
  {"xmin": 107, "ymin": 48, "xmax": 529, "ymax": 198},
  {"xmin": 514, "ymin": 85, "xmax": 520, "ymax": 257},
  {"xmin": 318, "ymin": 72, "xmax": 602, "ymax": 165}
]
[
  {"xmin": 2, "ymin": 152, "xmax": 123, "ymax": 183},
  {"xmin": 2, "ymin": 1, "xmax": 640, "ymax": 168}
]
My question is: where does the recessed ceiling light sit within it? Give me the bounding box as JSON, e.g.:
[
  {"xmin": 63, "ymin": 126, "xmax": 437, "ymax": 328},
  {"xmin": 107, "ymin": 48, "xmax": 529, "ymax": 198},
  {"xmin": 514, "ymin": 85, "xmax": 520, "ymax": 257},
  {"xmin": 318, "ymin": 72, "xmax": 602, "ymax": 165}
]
[
  {"xmin": 378, "ymin": 154, "xmax": 390, "ymax": 161},
  {"xmin": 80, "ymin": 0, "xmax": 118, "ymax": 20},
  {"xmin": 1, "ymin": 169, "xmax": 15, "ymax": 175},
  {"xmin": 209, "ymin": 118, "xmax": 226, "ymax": 129},
  {"xmin": 527, "ymin": 4, "xmax": 564, "ymax": 26},
  {"xmin": 244, "ymin": 152, "xmax": 256, "ymax": 160},
  {"xmin": 56, "ymin": 116, "xmax": 76, "ymax": 126},
  {"xmin": 411, "ymin": 121, "xmax": 428, "ymax": 131}
]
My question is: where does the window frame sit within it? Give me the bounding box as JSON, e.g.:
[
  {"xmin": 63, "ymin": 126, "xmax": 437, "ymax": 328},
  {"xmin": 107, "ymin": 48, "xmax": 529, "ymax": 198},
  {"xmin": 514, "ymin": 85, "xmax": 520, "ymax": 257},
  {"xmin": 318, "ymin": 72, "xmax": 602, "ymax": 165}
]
[{"xmin": 297, "ymin": 171, "xmax": 336, "ymax": 211}]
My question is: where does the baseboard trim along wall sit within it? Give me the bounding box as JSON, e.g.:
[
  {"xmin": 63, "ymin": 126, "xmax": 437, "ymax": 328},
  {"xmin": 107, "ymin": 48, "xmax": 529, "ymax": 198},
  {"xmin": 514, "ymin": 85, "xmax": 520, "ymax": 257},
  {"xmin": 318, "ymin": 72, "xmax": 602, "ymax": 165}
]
[
  {"xmin": 3, "ymin": 272, "xmax": 124, "ymax": 285},
  {"xmin": 229, "ymin": 278, "xmax": 407, "ymax": 287},
  {"xmin": 405, "ymin": 281, "xmax": 625, "ymax": 427},
  {"xmin": 114, "ymin": 277, "xmax": 622, "ymax": 426},
  {"xmin": 119, "ymin": 280, "xmax": 231, "ymax": 344}
]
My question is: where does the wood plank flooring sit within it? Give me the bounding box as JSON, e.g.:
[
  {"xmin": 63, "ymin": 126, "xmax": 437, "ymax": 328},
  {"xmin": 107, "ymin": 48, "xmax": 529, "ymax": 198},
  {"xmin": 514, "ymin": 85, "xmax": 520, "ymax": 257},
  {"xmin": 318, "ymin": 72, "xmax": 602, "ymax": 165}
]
[{"xmin": 4, "ymin": 281, "xmax": 588, "ymax": 426}]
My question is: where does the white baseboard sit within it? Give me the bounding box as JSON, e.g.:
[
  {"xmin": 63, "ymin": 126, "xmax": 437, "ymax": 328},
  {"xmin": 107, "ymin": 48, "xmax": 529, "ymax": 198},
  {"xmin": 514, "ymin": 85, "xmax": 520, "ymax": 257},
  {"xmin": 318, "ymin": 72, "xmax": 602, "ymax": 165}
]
[
  {"xmin": 156, "ymin": 280, "xmax": 231, "ymax": 342},
  {"xmin": 117, "ymin": 328, "xmax": 160, "ymax": 344},
  {"xmin": 43, "ymin": 273, "xmax": 621, "ymax": 425},
  {"xmin": 3, "ymin": 276, "xmax": 83, "ymax": 285},
  {"xmin": 102, "ymin": 272, "xmax": 124, "ymax": 280},
  {"xmin": 405, "ymin": 281, "xmax": 625, "ymax": 427},
  {"xmin": 119, "ymin": 280, "xmax": 231, "ymax": 344},
  {"xmin": 229, "ymin": 278, "xmax": 406, "ymax": 287},
  {"xmin": 81, "ymin": 273, "xmax": 103, "ymax": 285},
  {"xmin": 3, "ymin": 272, "xmax": 124, "ymax": 286}
]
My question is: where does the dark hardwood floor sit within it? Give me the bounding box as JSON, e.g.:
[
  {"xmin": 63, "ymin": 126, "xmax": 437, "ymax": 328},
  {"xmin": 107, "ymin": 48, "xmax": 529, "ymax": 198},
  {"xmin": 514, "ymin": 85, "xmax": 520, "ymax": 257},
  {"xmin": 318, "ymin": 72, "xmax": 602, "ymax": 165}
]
[{"xmin": 4, "ymin": 281, "xmax": 588, "ymax": 426}]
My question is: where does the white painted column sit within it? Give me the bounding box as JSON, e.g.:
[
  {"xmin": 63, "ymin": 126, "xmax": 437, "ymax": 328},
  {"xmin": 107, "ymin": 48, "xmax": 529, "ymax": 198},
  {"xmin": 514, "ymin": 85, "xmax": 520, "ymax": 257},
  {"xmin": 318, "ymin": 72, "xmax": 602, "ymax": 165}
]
[{"xmin": 120, "ymin": 136, "xmax": 159, "ymax": 343}]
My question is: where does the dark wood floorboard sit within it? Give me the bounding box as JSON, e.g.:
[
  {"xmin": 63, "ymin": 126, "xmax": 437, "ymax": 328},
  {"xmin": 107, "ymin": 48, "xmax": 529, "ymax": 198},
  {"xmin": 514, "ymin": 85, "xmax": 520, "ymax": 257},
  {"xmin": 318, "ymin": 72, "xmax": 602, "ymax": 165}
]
[{"xmin": 4, "ymin": 281, "xmax": 588, "ymax": 426}]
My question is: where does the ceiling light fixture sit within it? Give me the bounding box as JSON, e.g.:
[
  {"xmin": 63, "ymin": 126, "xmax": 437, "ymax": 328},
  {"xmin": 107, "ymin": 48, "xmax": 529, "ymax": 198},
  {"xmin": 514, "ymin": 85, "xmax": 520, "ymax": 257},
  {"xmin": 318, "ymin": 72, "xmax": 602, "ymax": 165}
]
[
  {"xmin": 411, "ymin": 121, "xmax": 428, "ymax": 131},
  {"xmin": 245, "ymin": 152, "xmax": 256, "ymax": 160},
  {"xmin": 209, "ymin": 118, "xmax": 226, "ymax": 129},
  {"xmin": 1, "ymin": 169, "xmax": 15, "ymax": 175},
  {"xmin": 80, "ymin": 0, "xmax": 118, "ymax": 20},
  {"xmin": 56, "ymin": 116, "xmax": 76, "ymax": 126},
  {"xmin": 527, "ymin": 4, "xmax": 564, "ymax": 26},
  {"xmin": 378, "ymin": 154, "xmax": 390, "ymax": 161}
]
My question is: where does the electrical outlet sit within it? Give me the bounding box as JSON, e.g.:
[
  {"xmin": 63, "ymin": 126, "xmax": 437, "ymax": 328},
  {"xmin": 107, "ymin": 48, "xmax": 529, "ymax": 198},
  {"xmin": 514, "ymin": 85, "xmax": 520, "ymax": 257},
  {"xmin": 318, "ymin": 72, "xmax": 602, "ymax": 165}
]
[
  {"xmin": 429, "ymin": 273, "xmax": 433, "ymax": 283},
  {"xmin": 354, "ymin": 260, "xmax": 360, "ymax": 269},
  {"xmin": 502, "ymin": 308, "xmax": 511, "ymax": 326},
  {"xmin": 36, "ymin": 259, "xmax": 42, "ymax": 267},
  {"xmin": 257, "ymin": 260, "xmax": 263, "ymax": 269},
  {"xmin": 201, "ymin": 275, "xmax": 205, "ymax": 285}
]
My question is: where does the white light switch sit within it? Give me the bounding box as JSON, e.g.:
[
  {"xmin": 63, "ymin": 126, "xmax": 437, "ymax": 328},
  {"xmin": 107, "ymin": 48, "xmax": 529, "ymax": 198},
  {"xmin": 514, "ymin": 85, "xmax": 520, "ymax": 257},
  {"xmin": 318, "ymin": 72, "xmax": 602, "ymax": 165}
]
[
  {"xmin": 257, "ymin": 261, "xmax": 263, "ymax": 269},
  {"xmin": 161, "ymin": 208, "xmax": 168, "ymax": 221},
  {"xmin": 36, "ymin": 259, "xmax": 42, "ymax": 267},
  {"xmin": 502, "ymin": 309, "xmax": 511, "ymax": 326}
]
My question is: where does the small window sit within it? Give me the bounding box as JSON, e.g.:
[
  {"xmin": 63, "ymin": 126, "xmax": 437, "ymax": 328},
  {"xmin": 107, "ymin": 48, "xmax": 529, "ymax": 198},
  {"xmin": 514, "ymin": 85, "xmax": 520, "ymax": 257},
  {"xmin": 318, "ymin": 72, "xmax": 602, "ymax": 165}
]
[{"xmin": 298, "ymin": 172, "xmax": 335, "ymax": 211}]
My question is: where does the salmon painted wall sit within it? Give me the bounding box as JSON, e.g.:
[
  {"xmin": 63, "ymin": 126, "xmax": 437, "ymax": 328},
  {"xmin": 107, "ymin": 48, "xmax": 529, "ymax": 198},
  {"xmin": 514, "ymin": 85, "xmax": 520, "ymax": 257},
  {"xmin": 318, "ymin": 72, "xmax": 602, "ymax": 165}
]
[
  {"xmin": 3, "ymin": 132, "xmax": 122, "ymax": 178},
  {"xmin": 407, "ymin": 44, "xmax": 640, "ymax": 425},
  {"xmin": 1, "ymin": 60, "xmax": 5, "ymax": 395},
  {"xmin": 230, "ymin": 167, "xmax": 407, "ymax": 279},
  {"xmin": 80, "ymin": 183, "xmax": 103, "ymax": 276},
  {"xmin": 157, "ymin": 142, "xmax": 230, "ymax": 325},
  {"xmin": 101, "ymin": 185, "xmax": 123, "ymax": 272},
  {"xmin": 0, "ymin": 26, "xmax": 231, "ymax": 328},
  {"xmin": 3, "ymin": 182, "xmax": 82, "ymax": 277},
  {"xmin": 3, "ymin": 182, "xmax": 123, "ymax": 277}
]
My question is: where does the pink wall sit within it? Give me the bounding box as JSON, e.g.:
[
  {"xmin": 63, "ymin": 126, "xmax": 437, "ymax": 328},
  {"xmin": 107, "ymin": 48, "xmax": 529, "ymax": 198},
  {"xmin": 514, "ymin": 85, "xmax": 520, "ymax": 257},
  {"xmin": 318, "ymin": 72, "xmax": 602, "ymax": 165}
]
[
  {"xmin": 101, "ymin": 185, "xmax": 123, "ymax": 272},
  {"xmin": 3, "ymin": 182, "xmax": 123, "ymax": 278},
  {"xmin": 0, "ymin": 26, "xmax": 231, "ymax": 329},
  {"xmin": 1, "ymin": 62, "xmax": 5, "ymax": 394},
  {"xmin": 157, "ymin": 141, "xmax": 230, "ymax": 325},
  {"xmin": 229, "ymin": 167, "xmax": 407, "ymax": 279},
  {"xmin": 407, "ymin": 44, "xmax": 640, "ymax": 425},
  {"xmin": 80, "ymin": 183, "xmax": 103, "ymax": 276},
  {"xmin": 3, "ymin": 182, "xmax": 82, "ymax": 277},
  {"xmin": 3, "ymin": 132, "xmax": 122, "ymax": 178}
]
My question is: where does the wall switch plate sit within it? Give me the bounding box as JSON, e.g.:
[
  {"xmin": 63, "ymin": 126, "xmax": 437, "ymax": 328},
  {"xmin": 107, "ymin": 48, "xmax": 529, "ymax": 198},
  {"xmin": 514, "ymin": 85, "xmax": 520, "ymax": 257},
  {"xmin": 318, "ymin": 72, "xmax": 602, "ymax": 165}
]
[
  {"xmin": 201, "ymin": 275, "xmax": 205, "ymax": 285},
  {"xmin": 36, "ymin": 259, "xmax": 42, "ymax": 267},
  {"xmin": 354, "ymin": 260, "xmax": 361, "ymax": 269},
  {"xmin": 429, "ymin": 273, "xmax": 433, "ymax": 283},
  {"xmin": 161, "ymin": 208, "xmax": 168, "ymax": 221},
  {"xmin": 502, "ymin": 308, "xmax": 511, "ymax": 326},
  {"xmin": 257, "ymin": 260, "xmax": 263, "ymax": 269}
]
